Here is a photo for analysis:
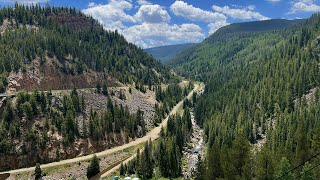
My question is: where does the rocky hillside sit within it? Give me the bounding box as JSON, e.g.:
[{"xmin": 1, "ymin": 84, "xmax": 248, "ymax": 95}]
[
  {"xmin": 0, "ymin": 4, "xmax": 175, "ymax": 94},
  {"xmin": 0, "ymin": 4, "xmax": 182, "ymax": 172}
]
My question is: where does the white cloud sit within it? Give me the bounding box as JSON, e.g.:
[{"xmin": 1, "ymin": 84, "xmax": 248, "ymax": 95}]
[
  {"xmin": 82, "ymin": 1, "xmax": 206, "ymax": 48},
  {"xmin": 208, "ymin": 21, "xmax": 229, "ymax": 34},
  {"xmin": 136, "ymin": 0, "xmax": 152, "ymax": 5},
  {"xmin": 289, "ymin": 0, "xmax": 320, "ymax": 14},
  {"xmin": 247, "ymin": 5, "xmax": 256, "ymax": 11},
  {"xmin": 169, "ymin": 1, "xmax": 228, "ymax": 38},
  {"xmin": 123, "ymin": 22, "xmax": 205, "ymax": 48},
  {"xmin": 212, "ymin": 5, "xmax": 270, "ymax": 20},
  {"xmin": 135, "ymin": 4, "xmax": 171, "ymax": 23},
  {"xmin": 170, "ymin": 1, "xmax": 227, "ymax": 23},
  {"xmin": 82, "ymin": 0, "xmax": 135, "ymax": 31},
  {"xmin": 88, "ymin": 2, "xmax": 98, "ymax": 8}
]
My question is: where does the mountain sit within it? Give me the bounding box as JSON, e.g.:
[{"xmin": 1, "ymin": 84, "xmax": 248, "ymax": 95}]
[
  {"xmin": 169, "ymin": 15, "xmax": 320, "ymax": 179},
  {"xmin": 171, "ymin": 19, "xmax": 305, "ymax": 73},
  {"xmin": 144, "ymin": 43, "xmax": 196, "ymax": 64},
  {"xmin": 0, "ymin": 4, "xmax": 181, "ymax": 172},
  {"xmin": 0, "ymin": 5, "xmax": 174, "ymax": 94}
]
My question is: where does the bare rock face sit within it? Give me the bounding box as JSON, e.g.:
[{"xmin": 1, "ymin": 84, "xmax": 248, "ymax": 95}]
[{"xmin": 6, "ymin": 57, "xmax": 117, "ymax": 93}]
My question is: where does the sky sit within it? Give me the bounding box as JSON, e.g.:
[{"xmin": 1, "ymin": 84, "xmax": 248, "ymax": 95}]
[{"xmin": 0, "ymin": 0, "xmax": 319, "ymax": 48}]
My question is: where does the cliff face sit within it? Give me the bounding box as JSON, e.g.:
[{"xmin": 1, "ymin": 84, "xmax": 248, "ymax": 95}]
[{"xmin": 6, "ymin": 57, "xmax": 118, "ymax": 94}]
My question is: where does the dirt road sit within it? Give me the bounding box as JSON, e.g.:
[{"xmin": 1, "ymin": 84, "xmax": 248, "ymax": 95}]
[
  {"xmin": 0, "ymin": 83, "xmax": 202, "ymax": 177},
  {"xmin": 99, "ymin": 83, "xmax": 203, "ymax": 179}
]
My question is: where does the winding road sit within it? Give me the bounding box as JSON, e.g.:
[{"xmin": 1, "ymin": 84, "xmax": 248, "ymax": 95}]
[{"xmin": 0, "ymin": 82, "xmax": 203, "ymax": 179}]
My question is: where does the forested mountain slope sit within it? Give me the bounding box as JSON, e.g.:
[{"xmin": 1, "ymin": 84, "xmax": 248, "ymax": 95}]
[
  {"xmin": 171, "ymin": 19, "xmax": 305, "ymax": 79},
  {"xmin": 0, "ymin": 4, "xmax": 174, "ymax": 94},
  {"xmin": 0, "ymin": 4, "xmax": 181, "ymax": 172},
  {"xmin": 144, "ymin": 43, "xmax": 196, "ymax": 64},
  {"xmin": 172, "ymin": 15, "xmax": 320, "ymax": 179}
]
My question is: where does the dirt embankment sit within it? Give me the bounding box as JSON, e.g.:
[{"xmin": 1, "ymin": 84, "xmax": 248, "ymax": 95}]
[{"xmin": 6, "ymin": 57, "xmax": 117, "ymax": 94}]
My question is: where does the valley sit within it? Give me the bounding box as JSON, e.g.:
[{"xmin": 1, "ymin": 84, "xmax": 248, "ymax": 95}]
[
  {"xmin": 1, "ymin": 1, "xmax": 320, "ymax": 180},
  {"xmin": 0, "ymin": 82, "xmax": 202, "ymax": 179}
]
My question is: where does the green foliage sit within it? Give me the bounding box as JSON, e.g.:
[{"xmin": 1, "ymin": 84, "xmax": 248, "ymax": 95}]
[
  {"xmin": 0, "ymin": 4, "xmax": 173, "ymax": 91},
  {"xmin": 102, "ymin": 82, "xmax": 108, "ymax": 96},
  {"xmin": 145, "ymin": 43, "xmax": 196, "ymax": 64},
  {"xmin": 122, "ymin": 110, "xmax": 193, "ymax": 179},
  {"xmin": 34, "ymin": 163, "xmax": 42, "ymax": 180},
  {"xmin": 300, "ymin": 162, "xmax": 315, "ymax": 180},
  {"xmin": 275, "ymin": 157, "xmax": 294, "ymax": 180},
  {"xmin": 171, "ymin": 12, "xmax": 320, "ymax": 179},
  {"xmin": 87, "ymin": 154, "xmax": 100, "ymax": 179},
  {"xmin": 96, "ymin": 82, "xmax": 101, "ymax": 93}
]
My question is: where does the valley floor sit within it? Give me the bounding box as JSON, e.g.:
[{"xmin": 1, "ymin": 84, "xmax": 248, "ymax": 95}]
[{"xmin": 182, "ymin": 109, "xmax": 204, "ymax": 179}]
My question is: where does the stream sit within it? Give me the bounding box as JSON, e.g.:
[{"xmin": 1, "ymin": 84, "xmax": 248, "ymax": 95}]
[{"xmin": 182, "ymin": 109, "xmax": 204, "ymax": 179}]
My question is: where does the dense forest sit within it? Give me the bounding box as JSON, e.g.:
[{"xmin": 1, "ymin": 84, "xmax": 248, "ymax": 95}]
[
  {"xmin": 120, "ymin": 107, "xmax": 193, "ymax": 179},
  {"xmin": 0, "ymin": 4, "xmax": 174, "ymax": 93},
  {"xmin": 172, "ymin": 14, "xmax": 320, "ymax": 179}
]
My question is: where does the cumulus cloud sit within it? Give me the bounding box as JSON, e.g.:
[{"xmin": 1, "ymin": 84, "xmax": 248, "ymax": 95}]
[
  {"xmin": 136, "ymin": 0, "xmax": 152, "ymax": 5},
  {"xmin": 212, "ymin": 5, "xmax": 270, "ymax": 20},
  {"xmin": 247, "ymin": 5, "xmax": 256, "ymax": 11},
  {"xmin": 135, "ymin": 4, "xmax": 171, "ymax": 23},
  {"xmin": 289, "ymin": 0, "xmax": 320, "ymax": 14},
  {"xmin": 208, "ymin": 21, "xmax": 229, "ymax": 34},
  {"xmin": 83, "ymin": 0, "xmax": 135, "ymax": 31},
  {"xmin": 170, "ymin": 1, "xmax": 227, "ymax": 23},
  {"xmin": 169, "ymin": 1, "xmax": 228, "ymax": 38},
  {"xmin": 123, "ymin": 22, "xmax": 205, "ymax": 48},
  {"xmin": 88, "ymin": 2, "xmax": 98, "ymax": 8},
  {"xmin": 82, "ymin": 1, "xmax": 205, "ymax": 48}
]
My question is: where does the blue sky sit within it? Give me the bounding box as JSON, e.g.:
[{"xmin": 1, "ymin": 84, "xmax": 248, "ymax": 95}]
[{"xmin": 1, "ymin": 0, "xmax": 320, "ymax": 48}]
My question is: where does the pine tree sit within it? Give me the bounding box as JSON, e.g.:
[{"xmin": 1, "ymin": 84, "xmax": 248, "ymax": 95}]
[
  {"xmin": 194, "ymin": 155, "xmax": 204, "ymax": 180},
  {"xmin": 96, "ymin": 82, "xmax": 101, "ymax": 93},
  {"xmin": 300, "ymin": 161, "xmax": 314, "ymax": 180},
  {"xmin": 275, "ymin": 157, "xmax": 294, "ymax": 180},
  {"xmin": 87, "ymin": 155, "xmax": 100, "ymax": 179},
  {"xmin": 256, "ymin": 145, "xmax": 274, "ymax": 180},
  {"xmin": 102, "ymin": 81, "xmax": 108, "ymax": 96},
  {"xmin": 120, "ymin": 163, "xmax": 126, "ymax": 176},
  {"xmin": 205, "ymin": 144, "xmax": 221, "ymax": 179},
  {"xmin": 34, "ymin": 163, "xmax": 42, "ymax": 180}
]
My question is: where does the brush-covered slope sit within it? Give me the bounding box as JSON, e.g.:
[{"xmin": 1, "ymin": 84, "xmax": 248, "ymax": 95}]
[{"xmin": 144, "ymin": 43, "xmax": 196, "ymax": 64}]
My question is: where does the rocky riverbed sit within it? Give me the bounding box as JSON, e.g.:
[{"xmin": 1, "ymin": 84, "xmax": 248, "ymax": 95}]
[{"xmin": 182, "ymin": 109, "xmax": 204, "ymax": 179}]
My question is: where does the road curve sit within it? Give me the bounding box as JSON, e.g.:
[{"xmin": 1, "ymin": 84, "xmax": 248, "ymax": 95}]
[
  {"xmin": 100, "ymin": 83, "xmax": 203, "ymax": 179},
  {"xmin": 0, "ymin": 83, "xmax": 202, "ymax": 177}
]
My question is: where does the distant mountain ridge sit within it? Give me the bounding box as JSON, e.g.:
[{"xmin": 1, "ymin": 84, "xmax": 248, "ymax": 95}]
[
  {"xmin": 170, "ymin": 19, "xmax": 306, "ymax": 69},
  {"xmin": 144, "ymin": 43, "xmax": 197, "ymax": 64}
]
